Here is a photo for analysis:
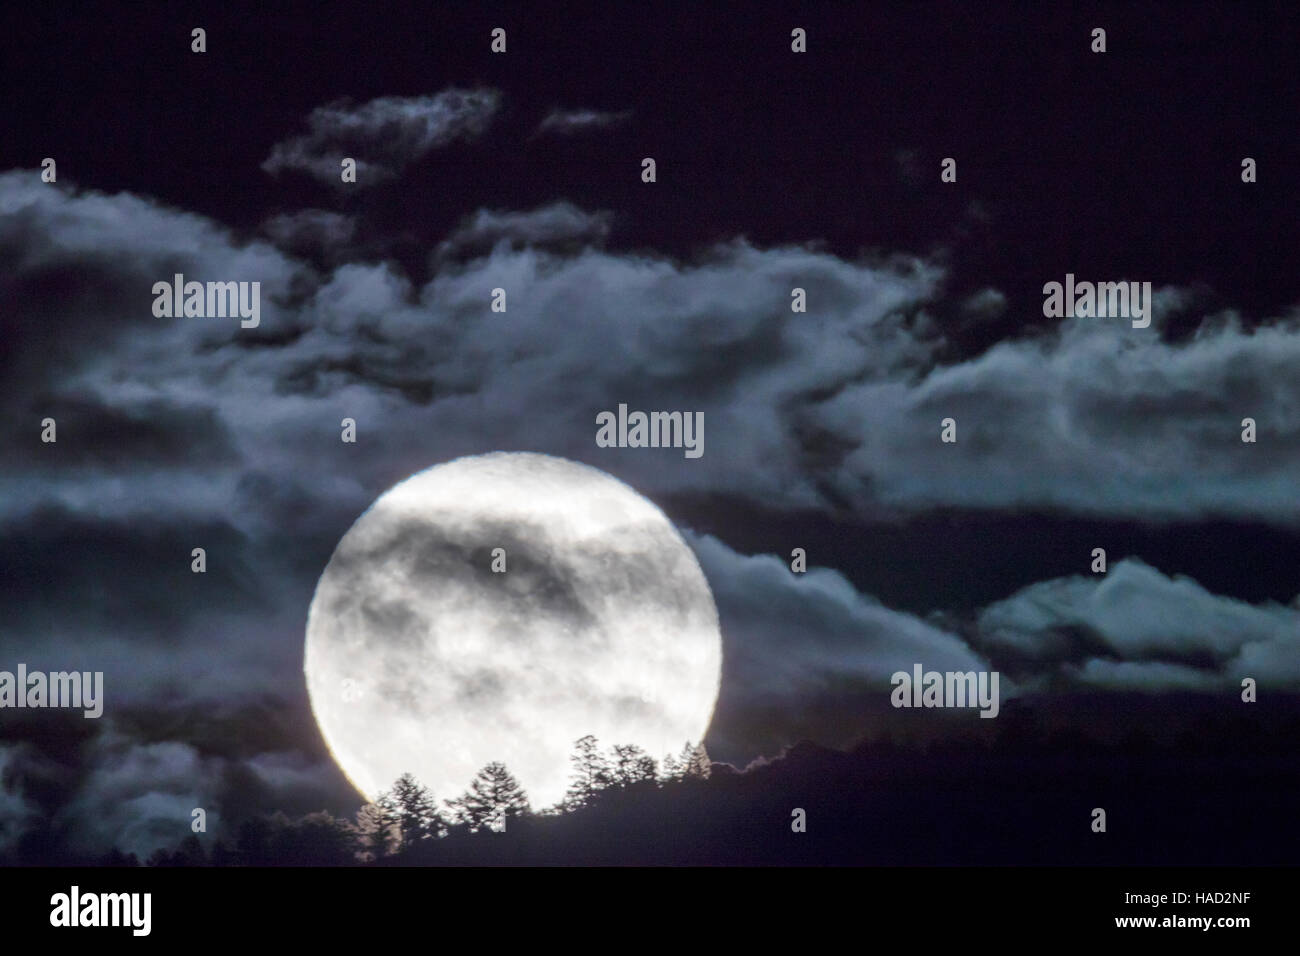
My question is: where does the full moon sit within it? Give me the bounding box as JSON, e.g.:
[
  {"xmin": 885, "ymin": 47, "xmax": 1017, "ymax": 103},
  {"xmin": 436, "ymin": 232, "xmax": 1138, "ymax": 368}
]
[{"xmin": 304, "ymin": 452, "xmax": 723, "ymax": 808}]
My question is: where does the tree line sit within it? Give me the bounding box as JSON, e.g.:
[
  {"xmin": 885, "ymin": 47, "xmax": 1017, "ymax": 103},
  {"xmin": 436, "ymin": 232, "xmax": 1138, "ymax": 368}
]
[{"xmin": 134, "ymin": 735, "xmax": 710, "ymax": 866}]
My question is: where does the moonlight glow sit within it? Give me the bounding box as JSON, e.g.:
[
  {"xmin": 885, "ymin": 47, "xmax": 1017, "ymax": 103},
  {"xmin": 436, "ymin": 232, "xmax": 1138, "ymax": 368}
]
[{"xmin": 304, "ymin": 452, "xmax": 723, "ymax": 808}]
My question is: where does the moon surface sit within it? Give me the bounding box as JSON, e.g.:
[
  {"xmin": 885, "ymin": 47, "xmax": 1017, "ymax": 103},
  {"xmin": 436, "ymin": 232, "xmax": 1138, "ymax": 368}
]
[{"xmin": 304, "ymin": 452, "xmax": 723, "ymax": 808}]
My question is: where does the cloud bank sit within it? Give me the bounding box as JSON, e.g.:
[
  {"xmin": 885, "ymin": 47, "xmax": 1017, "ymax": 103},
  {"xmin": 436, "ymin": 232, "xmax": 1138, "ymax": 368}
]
[{"xmin": 4, "ymin": 164, "xmax": 1300, "ymax": 854}]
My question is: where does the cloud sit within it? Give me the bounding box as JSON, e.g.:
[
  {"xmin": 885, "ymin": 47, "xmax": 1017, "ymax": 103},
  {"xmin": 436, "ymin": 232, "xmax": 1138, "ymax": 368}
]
[
  {"xmin": 261, "ymin": 89, "xmax": 501, "ymax": 184},
  {"xmin": 4, "ymin": 169, "xmax": 1300, "ymax": 851},
  {"xmin": 60, "ymin": 735, "xmax": 342, "ymax": 860},
  {"xmin": 976, "ymin": 558, "xmax": 1300, "ymax": 692},
  {"xmin": 533, "ymin": 107, "xmax": 632, "ymax": 137},
  {"xmin": 0, "ymin": 696, "xmax": 353, "ymax": 861},
  {"xmin": 55, "ymin": 734, "xmax": 218, "ymax": 859},
  {"xmin": 262, "ymin": 209, "xmax": 356, "ymax": 257},
  {"xmin": 814, "ymin": 304, "xmax": 1300, "ymax": 521},
  {"xmin": 434, "ymin": 203, "xmax": 613, "ymax": 260},
  {"xmin": 700, "ymin": 545, "xmax": 1300, "ymax": 759},
  {"xmin": 688, "ymin": 533, "xmax": 996, "ymax": 761},
  {"xmin": 15, "ymin": 172, "xmax": 1300, "ymax": 527},
  {"xmin": 960, "ymin": 287, "xmax": 1007, "ymax": 320},
  {"xmin": 5, "ymin": 172, "xmax": 1300, "ymax": 704},
  {"xmin": 0, "ymin": 745, "xmax": 41, "ymax": 857}
]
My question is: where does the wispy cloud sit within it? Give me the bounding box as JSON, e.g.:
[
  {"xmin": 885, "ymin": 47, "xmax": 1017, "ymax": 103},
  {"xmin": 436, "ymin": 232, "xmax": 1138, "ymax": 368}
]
[
  {"xmin": 435, "ymin": 202, "xmax": 613, "ymax": 259},
  {"xmin": 533, "ymin": 107, "xmax": 632, "ymax": 138},
  {"xmin": 262, "ymin": 89, "xmax": 501, "ymax": 185}
]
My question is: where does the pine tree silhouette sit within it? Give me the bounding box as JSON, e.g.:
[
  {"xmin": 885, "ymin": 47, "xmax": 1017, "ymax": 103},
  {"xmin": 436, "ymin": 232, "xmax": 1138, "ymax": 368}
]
[
  {"xmin": 659, "ymin": 750, "xmax": 682, "ymax": 782},
  {"xmin": 383, "ymin": 772, "xmax": 443, "ymax": 849},
  {"xmin": 565, "ymin": 734, "xmax": 613, "ymax": 808},
  {"xmin": 611, "ymin": 743, "xmax": 658, "ymax": 788},
  {"xmin": 678, "ymin": 741, "xmax": 711, "ymax": 780},
  {"xmin": 447, "ymin": 761, "xmax": 531, "ymax": 832},
  {"xmin": 353, "ymin": 800, "xmax": 397, "ymax": 861}
]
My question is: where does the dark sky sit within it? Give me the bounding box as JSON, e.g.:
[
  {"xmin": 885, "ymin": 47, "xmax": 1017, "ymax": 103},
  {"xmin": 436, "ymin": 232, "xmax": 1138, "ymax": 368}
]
[{"xmin": 2, "ymin": 1, "xmax": 1298, "ymax": 862}]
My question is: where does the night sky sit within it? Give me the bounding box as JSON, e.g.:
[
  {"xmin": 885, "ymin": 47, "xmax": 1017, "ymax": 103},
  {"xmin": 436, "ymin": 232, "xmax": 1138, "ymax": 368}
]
[{"xmin": 2, "ymin": 1, "xmax": 1298, "ymax": 864}]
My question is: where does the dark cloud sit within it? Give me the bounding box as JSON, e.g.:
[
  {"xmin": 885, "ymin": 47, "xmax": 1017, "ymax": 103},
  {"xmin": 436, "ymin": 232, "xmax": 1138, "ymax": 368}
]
[
  {"xmin": 0, "ymin": 698, "xmax": 352, "ymax": 862},
  {"xmin": 19, "ymin": 393, "xmax": 239, "ymax": 469},
  {"xmin": 689, "ymin": 532, "xmax": 994, "ymax": 762},
  {"xmin": 261, "ymin": 210, "xmax": 357, "ymax": 260},
  {"xmin": 15, "ymin": 171, "xmax": 1300, "ymax": 526},
  {"xmin": 0, "ymin": 745, "xmax": 41, "ymax": 856},
  {"xmin": 693, "ymin": 539, "xmax": 1300, "ymax": 761},
  {"xmin": 3, "ymin": 119, "xmax": 1300, "ymax": 856},
  {"xmin": 0, "ymin": 505, "xmax": 262, "ymax": 647}
]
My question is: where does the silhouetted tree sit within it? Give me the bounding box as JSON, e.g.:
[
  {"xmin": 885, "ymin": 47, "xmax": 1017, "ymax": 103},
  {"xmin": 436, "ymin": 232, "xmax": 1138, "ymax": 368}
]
[
  {"xmin": 447, "ymin": 761, "xmax": 531, "ymax": 832},
  {"xmin": 565, "ymin": 734, "xmax": 612, "ymax": 808},
  {"xmin": 679, "ymin": 741, "xmax": 711, "ymax": 780},
  {"xmin": 659, "ymin": 751, "xmax": 682, "ymax": 782},
  {"xmin": 611, "ymin": 744, "xmax": 658, "ymax": 788},
  {"xmin": 383, "ymin": 772, "xmax": 443, "ymax": 849},
  {"xmin": 267, "ymin": 811, "xmax": 356, "ymax": 865},
  {"xmin": 223, "ymin": 812, "xmax": 358, "ymax": 865},
  {"xmin": 353, "ymin": 800, "xmax": 396, "ymax": 861}
]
